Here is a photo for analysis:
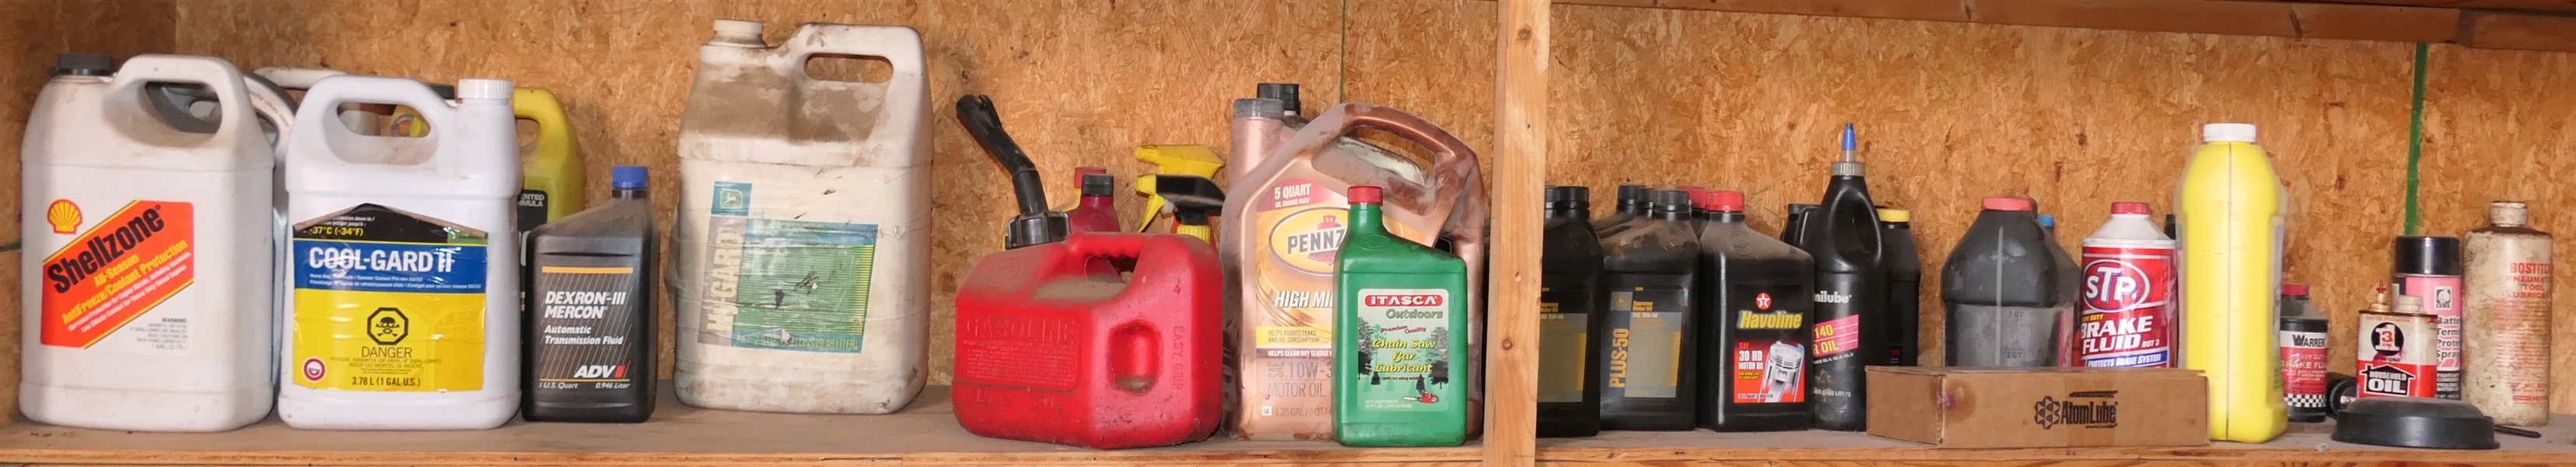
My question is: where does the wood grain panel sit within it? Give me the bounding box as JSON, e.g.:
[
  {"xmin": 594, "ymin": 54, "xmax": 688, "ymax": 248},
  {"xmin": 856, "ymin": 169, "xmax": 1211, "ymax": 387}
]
[
  {"xmin": 173, "ymin": 0, "xmax": 1348, "ymax": 384},
  {"xmin": 1493, "ymin": 2, "xmax": 1550, "ymax": 465},
  {"xmin": 1543, "ymin": 5, "xmax": 2417, "ymax": 370},
  {"xmin": 0, "ymin": 0, "xmax": 178, "ymax": 423},
  {"xmin": 2465, "ymin": 12, "xmax": 2576, "ymax": 53},
  {"xmin": 2414, "ymin": 44, "xmax": 2576, "ymax": 413}
]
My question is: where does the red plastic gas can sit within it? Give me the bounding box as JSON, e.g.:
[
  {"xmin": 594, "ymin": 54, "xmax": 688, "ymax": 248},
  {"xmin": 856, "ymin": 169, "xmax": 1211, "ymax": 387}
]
[{"xmin": 954, "ymin": 233, "xmax": 1224, "ymax": 449}]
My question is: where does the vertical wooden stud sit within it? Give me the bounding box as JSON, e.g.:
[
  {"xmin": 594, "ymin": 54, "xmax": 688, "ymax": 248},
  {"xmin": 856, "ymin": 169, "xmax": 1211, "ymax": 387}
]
[{"xmin": 1489, "ymin": 1, "xmax": 1547, "ymax": 466}]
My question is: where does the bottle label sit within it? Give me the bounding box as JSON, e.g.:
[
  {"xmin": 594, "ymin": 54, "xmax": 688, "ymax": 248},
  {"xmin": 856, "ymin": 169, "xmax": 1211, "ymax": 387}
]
[
  {"xmin": 530, "ymin": 265, "xmax": 642, "ymax": 394},
  {"xmin": 1351, "ymin": 288, "xmax": 1458, "ymax": 413},
  {"xmin": 39, "ymin": 200, "xmax": 196, "ymax": 354},
  {"xmin": 516, "ymin": 189, "xmax": 550, "ymax": 233},
  {"xmin": 1606, "ymin": 287, "xmax": 1687, "ymax": 399},
  {"xmin": 2279, "ymin": 328, "xmax": 2328, "ymax": 409},
  {"xmin": 1729, "ymin": 290, "xmax": 1807, "ymax": 404},
  {"xmin": 2358, "ymin": 313, "xmax": 2437, "ymax": 398},
  {"xmin": 290, "ymin": 204, "xmax": 490, "ymax": 392},
  {"xmin": 1812, "ymin": 314, "xmax": 1860, "ymax": 359},
  {"xmin": 696, "ymin": 181, "xmax": 881, "ymax": 353},
  {"xmin": 1536, "ymin": 281, "xmax": 1591, "ymax": 404},
  {"xmin": 2076, "ymin": 245, "xmax": 2174, "ymax": 367},
  {"xmin": 2395, "ymin": 274, "xmax": 2463, "ymax": 399}
]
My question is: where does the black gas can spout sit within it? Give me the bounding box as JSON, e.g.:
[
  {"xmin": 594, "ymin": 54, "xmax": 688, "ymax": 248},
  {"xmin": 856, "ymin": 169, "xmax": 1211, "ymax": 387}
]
[{"xmin": 956, "ymin": 94, "xmax": 1066, "ymax": 249}]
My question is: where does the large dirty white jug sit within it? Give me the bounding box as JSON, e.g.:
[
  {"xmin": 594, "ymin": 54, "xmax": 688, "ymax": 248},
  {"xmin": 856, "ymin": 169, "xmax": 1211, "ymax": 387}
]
[
  {"xmin": 672, "ymin": 19, "xmax": 931, "ymax": 414},
  {"xmin": 276, "ymin": 75, "xmax": 521, "ymax": 430},
  {"xmin": 19, "ymin": 54, "xmax": 280, "ymax": 432}
]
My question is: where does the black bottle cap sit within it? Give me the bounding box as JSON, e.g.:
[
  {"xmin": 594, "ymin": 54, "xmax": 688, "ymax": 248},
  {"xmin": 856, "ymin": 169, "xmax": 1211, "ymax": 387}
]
[
  {"xmin": 1257, "ymin": 83, "xmax": 1300, "ymax": 114},
  {"xmin": 1546, "ymin": 186, "xmax": 1589, "ymax": 209},
  {"xmin": 2330, "ymin": 397, "xmax": 2500, "ymax": 450},
  {"xmin": 1652, "ymin": 190, "xmax": 1692, "ymax": 212},
  {"xmin": 1005, "ymin": 212, "xmax": 1069, "ymax": 250},
  {"xmin": 1080, "ymin": 173, "xmax": 1113, "ymax": 197},
  {"xmin": 1616, "ymin": 184, "xmax": 1649, "ymax": 205},
  {"xmin": 52, "ymin": 54, "xmax": 112, "ymax": 77},
  {"xmin": 2394, "ymin": 236, "xmax": 2462, "ymax": 276}
]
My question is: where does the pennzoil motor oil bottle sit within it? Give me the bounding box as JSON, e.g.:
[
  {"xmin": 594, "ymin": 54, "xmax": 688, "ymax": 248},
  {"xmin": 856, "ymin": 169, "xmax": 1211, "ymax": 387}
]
[
  {"xmin": 2391, "ymin": 236, "xmax": 2463, "ymax": 400},
  {"xmin": 952, "ymin": 109, "xmax": 1223, "ymax": 448},
  {"xmin": 1800, "ymin": 124, "xmax": 1884, "ymax": 431},
  {"xmin": 1694, "ymin": 190, "xmax": 1816, "ymax": 432},
  {"xmin": 20, "ymin": 54, "xmax": 280, "ymax": 432},
  {"xmin": 1538, "ymin": 186, "xmax": 1605, "ymax": 438},
  {"xmin": 1332, "ymin": 186, "xmax": 1471, "ymax": 448},
  {"xmin": 2464, "ymin": 201, "xmax": 2552, "ymax": 427},
  {"xmin": 523, "ymin": 167, "xmax": 656, "ymax": 423},
  {"xmin": 2077, "ymin": 202, "xmax": 2177, "ymax": 368},
  {"xmin": 671, "ymin": 20, "xmax": 931, "ymax": 414},
  {"xmin": 2278, "ymin": 284, "xmax": 2331, "ymax": 423},
  {"xmin": 1224, "ymin": 100, "xmax": 1487, "ymax": 441},
  {"xmin": 2177, "ymin": 122, "xmax": 2289, "ymax": 443},
  {"xmin": 1597, "ymin": 190, "xmax": 1701, "ymax": 431},
  {"xmin": 280, "ymin": 76, "xmax": 520, "ymax": 430},
  {"xmin": 512, "ymin": 88, "xmax": 585, "ymax": 233},
  {"xmin": 1879, "ymin": 209, "xmax": 1920, "ymax": 367},
  {"xmin": 1594, "ymin": 184, "xmax": 1650, "ymax": 234},
  {"xmin": 1944, "ymin": 197, "xmax": 2068, "ymax": 368}
]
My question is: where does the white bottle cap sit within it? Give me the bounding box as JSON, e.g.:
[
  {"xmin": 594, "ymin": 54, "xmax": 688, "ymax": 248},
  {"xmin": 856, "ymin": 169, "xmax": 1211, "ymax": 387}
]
[
  {"xmin": 456, "ymin": 79, "xmax": 514, "ymax": 100},
  {"xmin": 2203, "ymin": 123, "xmax": 2258, "ymax": 142},
  {"xmin": 713, "ymin": 19, "xmax": 764, "ymax": 38}
]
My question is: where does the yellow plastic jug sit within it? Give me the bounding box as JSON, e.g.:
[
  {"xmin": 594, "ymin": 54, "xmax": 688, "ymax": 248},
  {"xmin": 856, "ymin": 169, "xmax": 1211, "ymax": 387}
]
[
  {"xmin": 512, "ymin": 87, "xmax": 584, "ymax": 232},
  {"xmin": 2175, "ymin": 123, "xmax": 2289, "ymax": 443}
]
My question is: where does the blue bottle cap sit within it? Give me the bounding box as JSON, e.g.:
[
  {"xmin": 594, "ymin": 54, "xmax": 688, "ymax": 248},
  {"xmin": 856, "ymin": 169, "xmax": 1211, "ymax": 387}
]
[
  {"xmin": 611, "ymin": 166, "xmax": 649, "ymax": 189},
  {"xmin": 2038, "ymin": 215, "xmax": 2057, "ymax": 227}
]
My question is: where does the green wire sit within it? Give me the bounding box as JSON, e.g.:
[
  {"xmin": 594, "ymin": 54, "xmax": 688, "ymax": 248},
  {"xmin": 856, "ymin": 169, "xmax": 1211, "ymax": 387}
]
[{"xmin": 2402, "ymin": 42, "xmax": 2429, "ymax": 236}]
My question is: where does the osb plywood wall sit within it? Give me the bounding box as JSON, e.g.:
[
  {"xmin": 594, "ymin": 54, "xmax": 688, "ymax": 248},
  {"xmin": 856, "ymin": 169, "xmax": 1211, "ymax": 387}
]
[
  {"xmin": 0, "ymin": 0, "xmax": 2549, "ymax": 412},
  {"xmin": 0, "ymin": 0, "xmax": 177, "ymax": 420}
]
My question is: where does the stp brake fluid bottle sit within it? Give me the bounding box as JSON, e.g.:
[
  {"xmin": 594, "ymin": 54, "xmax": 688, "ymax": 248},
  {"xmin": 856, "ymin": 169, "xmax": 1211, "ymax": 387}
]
[{"xmin": 2078, "ymin": 202, "xmax": 2177, "ymax": 368}]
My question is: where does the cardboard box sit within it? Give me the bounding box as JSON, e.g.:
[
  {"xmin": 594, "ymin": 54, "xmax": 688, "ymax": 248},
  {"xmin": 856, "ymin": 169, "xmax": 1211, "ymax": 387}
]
[{"xmin": 1867, "ymin": 367, "xmax": 2209, "ymax": 448}]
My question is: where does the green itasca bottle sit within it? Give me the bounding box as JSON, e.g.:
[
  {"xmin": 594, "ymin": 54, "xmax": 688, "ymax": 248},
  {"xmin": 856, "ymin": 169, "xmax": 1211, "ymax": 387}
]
[{"xmin": 1334, "ymin": 185, "xmax": 1472, "ymax": 447}]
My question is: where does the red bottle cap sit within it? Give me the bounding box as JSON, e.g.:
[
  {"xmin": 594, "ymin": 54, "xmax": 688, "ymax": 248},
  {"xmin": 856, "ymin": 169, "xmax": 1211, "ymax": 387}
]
[
  {"xmin": 2283, "ymin": 283, "xmax": 2308, "ymax": 297},
  {"xmin": 1348, "ymin": 185, "xmax": 1382, "ymax": 204},
  {"xmin": 1712, "ymin": 191, "xmax": 1745, "ymax": 212},
  {"xmin": 1982, "ymin": 197, "xmax": 2034, "ymax": 211},
  {"xmin": 1688, "ymin": 189, "xmax": 1717, "ymax": 209},
  {"xmin": 2112, "ymin": 202, "xmax": 2150, "ymax": 215}
]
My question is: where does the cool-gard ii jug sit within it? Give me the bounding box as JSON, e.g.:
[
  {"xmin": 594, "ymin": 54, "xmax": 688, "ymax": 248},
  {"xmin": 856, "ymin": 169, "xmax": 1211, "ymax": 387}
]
[{"xmin": 671, "ymin": 20, "xmax": 931, "ymax": 414}]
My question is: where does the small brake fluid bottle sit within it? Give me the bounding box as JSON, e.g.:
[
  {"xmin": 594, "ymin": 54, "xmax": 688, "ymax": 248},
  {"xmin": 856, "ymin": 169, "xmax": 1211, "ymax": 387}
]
[
  {"xmin": 523, "ymin": 166, "xmax": 657, "ymax": 423},
  {"xmin": 1333, "ymin": 186, "xmax": 1471, "ymax": 447}
]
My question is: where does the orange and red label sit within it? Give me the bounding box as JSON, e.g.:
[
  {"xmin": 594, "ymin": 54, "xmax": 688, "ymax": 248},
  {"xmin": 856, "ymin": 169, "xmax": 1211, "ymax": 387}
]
[{"xmin": 40, "ymin": 201, "xmax": 195, "ymax": 349}]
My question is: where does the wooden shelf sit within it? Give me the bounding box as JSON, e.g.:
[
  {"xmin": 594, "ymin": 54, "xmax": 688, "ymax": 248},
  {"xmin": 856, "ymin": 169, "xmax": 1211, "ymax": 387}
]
[
  {"xmin": 0, "ymin": 385, "xmax": 1480, "ymax": 466},
  {"xmin": 1539, "ymin": 415, "xmax": 2576, "ymax": 466}
]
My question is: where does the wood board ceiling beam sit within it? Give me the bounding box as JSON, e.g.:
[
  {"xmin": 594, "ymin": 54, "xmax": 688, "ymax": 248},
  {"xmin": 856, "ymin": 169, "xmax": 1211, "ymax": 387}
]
[{"xmin": 1549, "ymin": 0, "xmax": 2576, "ymax": 53}]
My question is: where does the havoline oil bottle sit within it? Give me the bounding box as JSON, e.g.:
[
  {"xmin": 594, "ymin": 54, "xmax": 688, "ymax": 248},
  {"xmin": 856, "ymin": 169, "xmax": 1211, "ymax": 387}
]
[
  {"xmin": 1538, "ymin": 186, "xmax": 1605, "ymax": 437},
  {"xmin": 1693, "ymin": 191, "xmax": 1816, "ymax": 432},
  {"xmin": 1597, "ymin": 190, "xmax": 1702, "ymax": 430},
  {"xmin": 1333, "ymin": 186, "xmax": 1471, "ymax": 447},
  {"xmin": 523, "ymin": 166, "xmax": 656, "ymax": 423},
  {"xmin": 1800, "ymin": 124, "xmax": 1884, "ymax": 431}
]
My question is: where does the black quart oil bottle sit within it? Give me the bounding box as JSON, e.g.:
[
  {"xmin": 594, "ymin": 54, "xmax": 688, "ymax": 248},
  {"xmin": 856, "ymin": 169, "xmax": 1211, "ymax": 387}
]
[
  {"xmin": 523, "ymin": 166, "xmax": 657, "ymax": 423},
  {"xmin": 1879, "ymin": 208, "xmax": 1921, "ymax": 367},
  {"xmin": 1594, "ymin": 184, "xmax": 1652, "ymax": 234},
  {"xmin": 1539, "ymin": 186, "xmax": 1606, "ymax": 437},
  {"xmin": 1800, "ymin": 124, "xmax": 1884, "ymax": 431},
  {"xmin": 1596, "ymin": 190, "xmax": 1702, "ymax": 430},
  {"xmin": 1693, "ymin": 191, "xmax": 1817, "ymax": 432}
]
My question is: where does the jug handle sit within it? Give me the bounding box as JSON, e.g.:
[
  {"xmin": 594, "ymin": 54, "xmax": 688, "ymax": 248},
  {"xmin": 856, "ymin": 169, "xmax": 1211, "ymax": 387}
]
[
  {"xmin": 783, "ymin": 23, "xmax": 927, "ymax": 141},
  {"xmin": 514, "ymin": 88, "xmax": 574, "ymax": 155},
  {"xmin": 108, "ymin": 55, "xmax": 255, "ymax": 142},
  {"xmin": 1063, "ymin": 234, "xmax": 1181, "ymax": 395},
  {"xmin": 295, "ymin": 75, "xmax": 456, "ymax": 142}
]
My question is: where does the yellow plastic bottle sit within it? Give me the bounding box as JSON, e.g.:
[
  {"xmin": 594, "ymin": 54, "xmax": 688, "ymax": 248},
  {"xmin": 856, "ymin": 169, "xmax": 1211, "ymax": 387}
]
[
  {"xmin": 2176, "ymin": 123, "xmax": 2288, "ymax": 443},
  {"xmin": 511, "ymin": 87, "xmax": 584, "ymax": 232}
]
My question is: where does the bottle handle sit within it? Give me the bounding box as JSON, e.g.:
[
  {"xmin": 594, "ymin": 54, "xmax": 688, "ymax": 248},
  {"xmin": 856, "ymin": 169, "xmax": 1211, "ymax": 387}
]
[
  {"xmin": 783, "ymin": 23, "xmax": 927, "ymax": 147},
  {"xmin": 513, "ymin": 88, "xmax": 574, "ymax": 153},
  {"xmin": 109, "ymin": 55, "xmax": 254, "ymax": 142},
  {"xmin": 295, "ymin": 75, "xmax": 456, "ymax": 142}
]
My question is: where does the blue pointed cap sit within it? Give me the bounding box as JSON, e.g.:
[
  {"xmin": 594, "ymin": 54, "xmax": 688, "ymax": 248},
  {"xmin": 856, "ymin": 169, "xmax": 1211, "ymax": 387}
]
[
  {"xmin": 2038, "ymin": 215, "xmax": 2057, "ymax": 227},
  {"xmin": 611, "ymin": 166, "xmax": 649, "ymax": 189}
]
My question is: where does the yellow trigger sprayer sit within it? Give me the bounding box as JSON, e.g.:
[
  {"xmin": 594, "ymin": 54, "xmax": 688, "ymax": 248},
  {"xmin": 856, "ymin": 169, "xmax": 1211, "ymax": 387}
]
[{"xmin": 1132, "ymin": 145, "xmax": 1224, "ymax": 239}]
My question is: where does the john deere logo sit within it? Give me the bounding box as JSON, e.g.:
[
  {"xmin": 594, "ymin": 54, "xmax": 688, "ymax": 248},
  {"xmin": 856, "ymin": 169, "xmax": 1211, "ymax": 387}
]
[
  {"xmin": 1267, "ymin": 207, "xmax": 1350, "ymax": 275},
  {"xmin": 367, "ymin": 307, "xmax": 409, "ymax": 346},
  {"xmin": 45, "ymin": 199, "xmax": 79, "ymax": 234}
]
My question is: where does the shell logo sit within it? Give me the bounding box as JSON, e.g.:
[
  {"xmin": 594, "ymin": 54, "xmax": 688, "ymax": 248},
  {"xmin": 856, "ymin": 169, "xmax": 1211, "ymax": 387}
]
[
  {"xmin": 1265, "ymin": 207, "xmax": 1350, "ymax": 275},
  {"xmin": 45, "ymin": 199, "xmax": 79, "ymax": 234}
]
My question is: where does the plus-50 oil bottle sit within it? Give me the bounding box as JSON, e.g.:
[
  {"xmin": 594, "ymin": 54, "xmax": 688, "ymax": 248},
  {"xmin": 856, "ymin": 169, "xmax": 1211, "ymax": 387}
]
[
  {"xmin": 1694, "ymin": 191, "xmax": 1816, "ymax": 432},
  {"xmin": 1597, "ymin": 190, "xmax": 1701, "ymax": 431},
  {"xmin": 1333, "ymin": 186, "xmax": 1471, "ymax": 447},
  {"xmin": 1539, "ymin": 186, "xmax": 1605, "ymax": 437},
  {"xmin": 523, "ymin": 166, "xmax": 656, "ymax": 423}
]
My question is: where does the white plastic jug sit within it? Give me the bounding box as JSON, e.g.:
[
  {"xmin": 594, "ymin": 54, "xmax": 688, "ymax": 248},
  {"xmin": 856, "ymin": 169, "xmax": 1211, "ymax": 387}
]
[
  {"xmin": 276, "ymin": 75, "xmax": 521, "ymax": 430},
  {"xmin": 671, "ymin": 19, "xmax": 931, "ymax": 414},
  {"xmin": 19, "ymin": 54, "xmax": 279, "ymax": 432}
]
